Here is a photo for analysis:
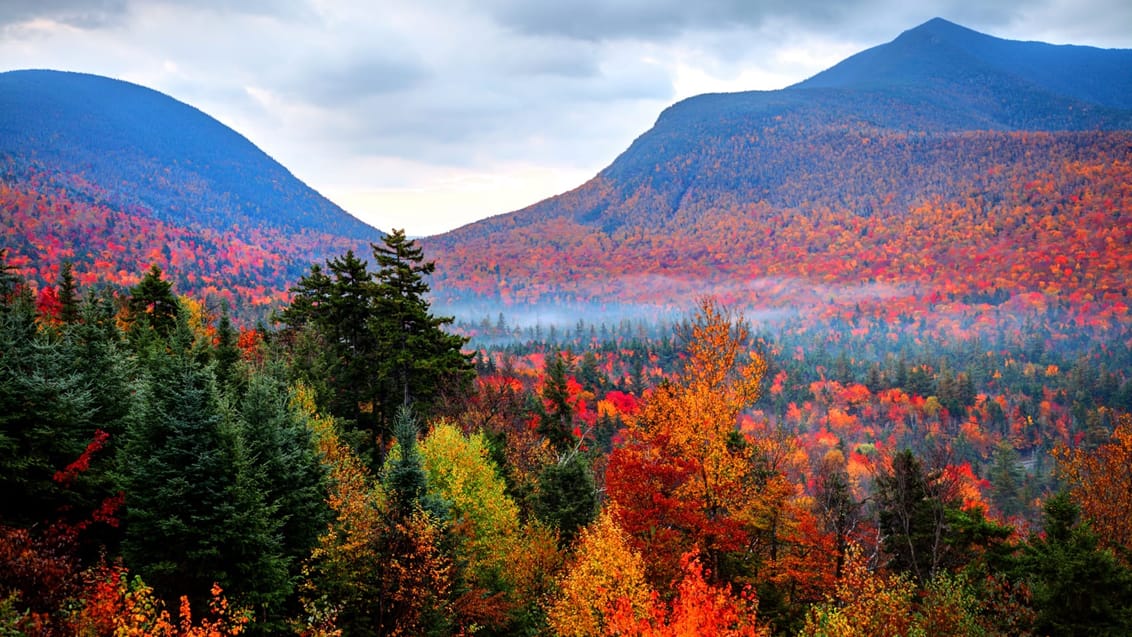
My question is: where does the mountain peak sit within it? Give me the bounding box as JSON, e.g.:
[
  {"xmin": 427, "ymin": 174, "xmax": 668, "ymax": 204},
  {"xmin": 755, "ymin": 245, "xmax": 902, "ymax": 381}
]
[{"xmin": 791, "ymin": 19, "xmax": 1132, "ymax": 112}]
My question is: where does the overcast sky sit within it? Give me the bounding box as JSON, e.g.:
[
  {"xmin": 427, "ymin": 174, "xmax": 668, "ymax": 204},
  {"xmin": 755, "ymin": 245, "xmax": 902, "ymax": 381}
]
[{"xmin": 1, "ymin": 1, "xmax": 1129, "ymax": 236}]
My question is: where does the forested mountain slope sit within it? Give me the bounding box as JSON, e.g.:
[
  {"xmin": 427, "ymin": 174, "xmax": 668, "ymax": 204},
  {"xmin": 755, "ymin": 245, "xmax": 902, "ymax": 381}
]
[
  {"xmin": 424, "ymin": 19, "xmax": 1132, "ymax": 343},
  {"xmin": 0, "ymin": 70, "xmax": 383, "ymax": 317}
]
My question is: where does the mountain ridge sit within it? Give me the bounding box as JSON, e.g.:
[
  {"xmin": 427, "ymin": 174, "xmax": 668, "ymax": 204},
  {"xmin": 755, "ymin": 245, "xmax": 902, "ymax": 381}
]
[
  {"xmin": 422, "ymin": 19, "xmax": 1132, "ymax": 338},
  {"xmin": 0, "ymin": 69, "xmax": 384, "ymax": 319},
  {"xmin": 0, "ymin": 69, "xmax": 382, "ymax": 241}
]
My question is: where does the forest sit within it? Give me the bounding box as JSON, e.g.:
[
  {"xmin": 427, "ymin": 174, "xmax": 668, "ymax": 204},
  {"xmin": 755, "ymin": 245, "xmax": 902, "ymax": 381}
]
[{"xmin": 3, "ymin": 227, "xmax": 1131, "ymax": 637}]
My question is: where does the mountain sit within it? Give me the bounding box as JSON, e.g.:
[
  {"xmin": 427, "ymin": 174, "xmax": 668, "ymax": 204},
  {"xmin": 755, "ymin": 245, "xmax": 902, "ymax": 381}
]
[
  {"xmin": 0, "ymin": 70, "xmax": 383, "ymax": 318},
  {"xmin": 423, "ymin": 18, "xmax": 1132, "ymax": 342}
]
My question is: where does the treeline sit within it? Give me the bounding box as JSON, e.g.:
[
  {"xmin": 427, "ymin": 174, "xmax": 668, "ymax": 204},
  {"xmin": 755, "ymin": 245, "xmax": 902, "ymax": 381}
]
[{"xmin": 3, "ymin": 240, "xmax": 1132, "ymax": 635}]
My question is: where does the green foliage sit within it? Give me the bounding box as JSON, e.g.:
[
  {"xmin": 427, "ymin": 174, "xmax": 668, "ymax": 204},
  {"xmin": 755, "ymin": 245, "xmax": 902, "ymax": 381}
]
[
  {"xmin": 534, "ymin": 452, "xmax": 598, "ymax": 546},
  {"xmin": 538, "ymin": 352, "xmax": 576, "ymax": 453},
  {"xmin": 0, "ymin": 286, "xmax": 97, "ymax": 527},
  {"xmin": 384, "ymin": 406, "xmax": 448, "ymax": 522},
  {"xmin": 127, "ymin": 264, "xmax": 179, "ymax": 340},
  {"xmin": 281, "ymin": 232, "xmax": 473, "ymax": 466},
  {"xmin": 1016, "ymin": 492, "xmax": 1132, "ymax": 636}
]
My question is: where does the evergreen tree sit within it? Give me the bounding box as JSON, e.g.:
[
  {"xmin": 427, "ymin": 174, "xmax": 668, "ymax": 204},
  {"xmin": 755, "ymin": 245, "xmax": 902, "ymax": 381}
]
[
  {"xmin": 1017, "ymin": 492, "xmax": 1132, "ymax": 636},
  {"xmin": 988, "ymin": 441, "xmax": 1025, "ymax": 518},
  {"xmin": 371, "ymin": 229, "xmax": 473, "ymax": 427},
  {"xmin": 56, "ymin": 260, "xmax": 80, "ymax": 324},
  {"xmin": 538, "ymin": 352, "xmax": 576, "ymax": 453},
  {"xmin": 121, "ymin": 311, "xmax": 284, "ymax": 616},
  {"xmin": 234, "ymin": 370, "xmax": 330, "ymax": 586},
  {"xmin": 384, "ymin": 405, "xmax": 447, "ymax": 521},
  {"xmin": 533, "ymin": 451, "xmax": 597, "ymax": 545},
  {"xmin": 280, "ymin": 233, "xmax": 473, "ymax": 465},
  {"xmin": 214, "ymin": 304, "xmax": 242, "ymax": 391},
  {"xmin": 127, "ymin": 265, "xmax": 179, "ymax": 340},
  {"xmin": 874, "ymin": 449, "xmax": 949, "ymax": 583},
  {"xmin": 0, "ymin": 284, "xmax": 95, "ymax": 527}
]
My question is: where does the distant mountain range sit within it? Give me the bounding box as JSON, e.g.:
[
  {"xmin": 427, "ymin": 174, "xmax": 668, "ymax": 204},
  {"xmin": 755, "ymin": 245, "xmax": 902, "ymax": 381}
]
[
  {"xmin": 0, "ymin": 69, "xmax": 383, "ymax": 318},
  {"xmin": 1, "ymin": 19, "xmax": 1130, "ymax": 333},
  {"xmin": 422, "ymin": 18, "xmax": 1132, "ymax": 337}
]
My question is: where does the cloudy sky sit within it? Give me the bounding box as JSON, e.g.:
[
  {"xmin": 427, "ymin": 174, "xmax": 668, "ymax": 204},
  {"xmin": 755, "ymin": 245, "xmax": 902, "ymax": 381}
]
[{"xmin": 1, "ymin": 1, "xmax": 1129, "ymax": 236}]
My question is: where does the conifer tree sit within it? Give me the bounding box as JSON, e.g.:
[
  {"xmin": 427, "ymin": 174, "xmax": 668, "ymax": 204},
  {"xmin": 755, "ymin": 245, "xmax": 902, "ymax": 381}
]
[
  {"xmin": 121, "ymin": 311, "xmax": 284, "ymax": 617},
  {"xmin": 56, "ymin": 260, "xmax": 80, "ymax": 324},
  {"xmin": 371, "ymin": 229, "xmax": 473, "ymax": 426},
  {"xmin": 0, "ymin": 281, "xmax": 94, "ymax": 526},
  {"xmin": 127, "ymin": 265, "xmax": 179, "ymax": 340},
  {"xmin": 1018, "ymin": 492, "xmax": 1132, "ymax": 635}
]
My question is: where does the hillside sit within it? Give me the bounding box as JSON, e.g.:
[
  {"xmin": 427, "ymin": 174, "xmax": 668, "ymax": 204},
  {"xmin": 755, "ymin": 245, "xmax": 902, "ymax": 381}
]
[
  {"xmin": 0, "ymin": 70, "xmax": 383, "ymax": 318},
  {"xmin": 423, "ymin": 19, "xmax": 1132, "ymax": 343}
]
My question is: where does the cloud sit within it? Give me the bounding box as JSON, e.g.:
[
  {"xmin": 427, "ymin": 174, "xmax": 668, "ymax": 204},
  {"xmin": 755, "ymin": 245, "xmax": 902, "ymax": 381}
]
[
  {"xmin": 0, "ymin": 0, "xmax": 127, "ymax": 29},
  {"xmin": 477, "ymin": 0, "xmax": 851, "ymax": 42}
]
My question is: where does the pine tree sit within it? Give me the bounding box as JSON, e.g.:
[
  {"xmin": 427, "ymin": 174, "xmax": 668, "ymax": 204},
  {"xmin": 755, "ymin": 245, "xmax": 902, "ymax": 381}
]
[
  {"xmin": 1018, "ymin": 492, "xmax": 1132, "ymax": 636},
  {"xmin": 127, "ymin": 265, "xmax": 179, "ymax": 340},
  {"xmin": 371, "ymin": 229, "xmax": 473, "ymax": 427},
  {"xmin": 56, "ymin": 260, "xmax": 80, "ymax": 324}
]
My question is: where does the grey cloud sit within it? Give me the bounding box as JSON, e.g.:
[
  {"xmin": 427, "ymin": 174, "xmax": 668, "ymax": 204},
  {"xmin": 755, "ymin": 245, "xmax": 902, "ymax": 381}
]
[
  {"xmin": 0, "ymin": 0, "xmax": 127, "ymax": 28},
  {"xmin": 478, "ymin": 0, "xmax": 854, "ymax": 41},
  {"xmin": 287, "ymin": 54, "xmax": 431, "ymax": 106}
]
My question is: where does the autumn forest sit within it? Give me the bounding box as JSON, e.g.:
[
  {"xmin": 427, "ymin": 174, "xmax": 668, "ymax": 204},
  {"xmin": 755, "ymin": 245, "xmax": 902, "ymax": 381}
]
[{"xmin": 4, "ymin": 17, "xmax": 1132, "ymax": 637}]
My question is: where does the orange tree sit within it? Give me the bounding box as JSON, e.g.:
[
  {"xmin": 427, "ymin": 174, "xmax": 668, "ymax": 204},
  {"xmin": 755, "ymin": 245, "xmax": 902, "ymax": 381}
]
[
  {"xmin": 606, "ymin": 298, "xmax": 772, "ymax": 588},
  {"xmin": 1053, "ymin": 411, "xmax": 1132, "ymax": 563}
]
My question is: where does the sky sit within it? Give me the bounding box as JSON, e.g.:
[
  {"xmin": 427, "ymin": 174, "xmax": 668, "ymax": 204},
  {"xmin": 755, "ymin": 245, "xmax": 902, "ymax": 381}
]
[{"xmin": 1, "ymin": 1, "xmax": 1130, "ymax": 237}]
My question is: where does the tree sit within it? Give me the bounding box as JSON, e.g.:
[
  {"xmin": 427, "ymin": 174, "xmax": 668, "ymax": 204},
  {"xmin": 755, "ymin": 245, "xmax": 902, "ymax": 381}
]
[
  {"xmin": 1053, "ymin": 413, "xmax": 1132, "ymax": 561},
  {"xmin": 121, "ymin": 312, "xmax": 283, "ymax": 617},
  {"xmin": 534, "ymin": 451, "xmax": 598, "ymax": 546},
  {"xmin": 127, "ymin": 265, "xmax": 179, "ymax": 340},
  {"xmin": 546, "ymin": 506, "xmax": 653, "ymax": 637},
  {"xmin": 378, "ymin": 406, "xmax": 454, "ymax": 636},
  {"xmin": 297, "ymin": 385, "xmax": 385, "ymax": 636},
  {"xmin": 606, "ymin": 298, "xmax": 769, "ymax": 586},
  {"xmin": 231, "ymin": 369, "xmax": 330, "ymax": 626},
  {"xmin": 371, "ymin": 229, "xmax": 473, "ymax": 425},
  {"xmin": 279, "ymin": 233, "xmax": 473, "ymax": 465},
  {"xmin": 417, "ymin": 422, "xmax": 522, "ymax": 631},
  {"xmin": 538, "ymin": 351, "xmax": 577, "ymax": 453},
  {"xmin": 0, "ymin": 284, "xmax": 96, "ymax": 527},
  {"xmin": 56, "ymin": 260, "xmax": 80, "ymax": 325},
  {"xmin": 1016, "ymin": 491, "xmax": 1132, "ymax": 636},
  {"xmin": 875, "ymin": 448, "xmax": 1014, "ymax": 591},
  {"xmin": 874, "ymin": 450, "xmax": 949, "ymax": 583}
]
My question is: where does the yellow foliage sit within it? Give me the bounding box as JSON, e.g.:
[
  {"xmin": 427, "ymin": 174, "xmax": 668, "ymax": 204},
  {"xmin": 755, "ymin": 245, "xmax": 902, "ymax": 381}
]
[
  {"xmin": 417, "ymin": 421, "xmax": 521, "ymax": 580},
  {"xmin": 546, "ymin": 506, "xmax": 654, "ymax": 637}
]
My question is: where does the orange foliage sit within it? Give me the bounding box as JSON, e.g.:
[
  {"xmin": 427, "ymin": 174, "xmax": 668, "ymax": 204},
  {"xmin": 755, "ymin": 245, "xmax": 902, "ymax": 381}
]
[
  {"xmin": 605, "ymin": 551, "xmax": 767, "ymax": 637},
  {"xmin": 1052, "ymin": 412, "xmax": 1132, "ymax": 560}
]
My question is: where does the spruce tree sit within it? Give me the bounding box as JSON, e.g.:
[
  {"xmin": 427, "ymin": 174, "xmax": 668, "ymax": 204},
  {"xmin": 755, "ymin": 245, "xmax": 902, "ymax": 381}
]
[
  {"xmin": 56, "ymin": 260, "xmax": 80, "ymax": 324},
  {"xmin": 121, "ymin": 311, "xmax": 283, "ymax": 615},
  {"xmin": 127, "ymin": 265, "xmax": 179, "ymax": 340},
  {"xmin": 0, "ymin": 284, "xmax": 95, "ymax": 527},
  {"xmin": 234, "ymin": 369, "xmax": 330, "ymax": 614},
  {"xmin": 371, "ymin": 229, "xmax": 473, "ymax": 427},
  {"xmin": 1018, "ymin": 492, "xmax": 1132, "ymax": 636}
]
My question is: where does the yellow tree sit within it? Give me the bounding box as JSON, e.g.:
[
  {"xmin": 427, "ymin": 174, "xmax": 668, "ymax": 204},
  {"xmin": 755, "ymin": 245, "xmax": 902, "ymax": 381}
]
[
  {"xmin": 545, "ymin": 505, "xmax": 653, "ymax": 637},
  {"xmin": 1052, "ymin": 411, "xmax": 1132, "ymax": 561},
  {"xmin": 798, "ymin": 545, "xmax": 916, "ymax": 637},
  {"xmin": 293, "ymin": 384, "xmax": 385, "ymax": 635}
]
